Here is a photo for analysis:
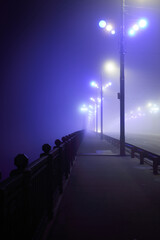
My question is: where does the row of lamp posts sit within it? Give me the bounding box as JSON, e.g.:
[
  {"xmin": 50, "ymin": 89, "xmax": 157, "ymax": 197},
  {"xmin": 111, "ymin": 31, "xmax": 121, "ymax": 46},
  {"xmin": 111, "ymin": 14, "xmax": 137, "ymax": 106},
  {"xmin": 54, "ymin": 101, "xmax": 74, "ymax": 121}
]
[{"xmin": 81, "ymin": 0, "xmax": 148, "ymax": 156}]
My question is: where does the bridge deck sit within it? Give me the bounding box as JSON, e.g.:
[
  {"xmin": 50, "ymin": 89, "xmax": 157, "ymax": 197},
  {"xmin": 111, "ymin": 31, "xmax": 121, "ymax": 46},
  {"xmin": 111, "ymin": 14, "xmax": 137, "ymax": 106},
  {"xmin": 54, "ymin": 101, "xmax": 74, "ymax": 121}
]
[{"xmin": 45, "ymin": 132, "xmax": 160, "ymax": 240}]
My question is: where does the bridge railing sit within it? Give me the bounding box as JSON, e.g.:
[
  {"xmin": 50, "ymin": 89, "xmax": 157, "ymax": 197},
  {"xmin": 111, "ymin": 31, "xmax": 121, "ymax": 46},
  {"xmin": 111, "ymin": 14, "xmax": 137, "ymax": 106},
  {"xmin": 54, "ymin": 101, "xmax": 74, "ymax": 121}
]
[
  {"xmin": 0, "ymin": 130, "xmax": 84, "ymax": 240},
  {"xmin": 103, "ymin": 134, "xmax": 160, "ymax": 175}
]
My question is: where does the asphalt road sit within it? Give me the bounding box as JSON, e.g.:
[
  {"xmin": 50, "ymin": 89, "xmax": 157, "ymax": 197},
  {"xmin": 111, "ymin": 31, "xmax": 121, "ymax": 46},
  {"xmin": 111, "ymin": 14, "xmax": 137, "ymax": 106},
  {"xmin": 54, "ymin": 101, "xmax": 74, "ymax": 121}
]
[{"xmin": 106, "ymin": 133, "xmax": 160, "ymax": 155}]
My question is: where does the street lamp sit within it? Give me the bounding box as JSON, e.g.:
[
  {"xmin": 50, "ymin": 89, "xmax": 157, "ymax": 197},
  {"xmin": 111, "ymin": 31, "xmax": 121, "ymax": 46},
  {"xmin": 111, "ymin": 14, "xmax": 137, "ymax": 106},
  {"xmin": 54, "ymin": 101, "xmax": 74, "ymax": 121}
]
[
  {"xmin": 90, "ymin": 98, "xmax": 100, "ymax": 132},
  {"xmin": 99, "ymin": 20, "xmax": 116, "ymax": 35},
  {"xmin": 80, "ymin": 104, "xmax": 88, "ymax": 129},
  {"xmin": 99, "ymin": 1, "xmax": 148, "ymax": 156},
  {"xmin": 119, "ymin": 0, "xmax": 126, "ymax": 156},
  {"xmin": 90, "ymin": 79, "xmax": 112, "ymax": 139}
]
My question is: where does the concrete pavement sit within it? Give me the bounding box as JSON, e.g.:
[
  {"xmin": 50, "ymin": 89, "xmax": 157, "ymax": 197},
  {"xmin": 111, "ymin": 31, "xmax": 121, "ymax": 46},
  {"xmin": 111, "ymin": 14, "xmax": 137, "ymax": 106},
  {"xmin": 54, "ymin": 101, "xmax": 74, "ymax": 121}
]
[{"xmin": 46, "ymin": 132, "xmax": 160, "ymax": 240}]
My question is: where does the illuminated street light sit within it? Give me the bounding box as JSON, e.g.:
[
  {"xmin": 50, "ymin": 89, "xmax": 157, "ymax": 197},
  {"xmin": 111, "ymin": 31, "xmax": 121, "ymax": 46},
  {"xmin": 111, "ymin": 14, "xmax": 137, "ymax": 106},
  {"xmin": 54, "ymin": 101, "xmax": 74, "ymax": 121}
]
[
  {"xmin": 80, "ymin": 104, "xmax": 88, "ymax": 112},
  {"xmin": 106, "ymin": 24, "xmax": 113, "ymax": 32},
  {"xmin": 90, "ymin": 81, "xmax": 99, "ymax": 88},
  {"xmin": 90, "ymin": 97, "xmax": 95, "ymax": 102},
  {"xmin": 147, "ymin": 102, "xmax": 152, "ymax": 108},
  {"xmin": 133, "ymin": 24, "xmax": 139, "ymax": 31},
  {"xmin": 90, "ymin": 78, "xmax": 112, "ymax": 138},
  {"xmin": 97, "ymin": 98, "xmax": 101, "ymax": 103},
  {"xmin": 104, "ymin": 61, "xmax": 116, "ymax": 73},
  {"xmin": 89, "ymin": 105, "xmax": 93, "ymax": 109},
  {"xmin": 99, "ymin": 4, "xmax": 149, "ymax": 154},
  {"xmin": 111, "ymin": 30, "xmax": 116, "ymax": 35},
  {"xmin": 89, "ymin": 97, "xmax": 100, "ymax": 132},
  {"xmin": 128, "ymin": 18, "xmax": 148, "ymax": 37},
  {"xmin": 128, "ymin": 29, "xmax": 136, "ymax": 37},
  {"xmin": 99, "ymin": 20, "xmax": 116, "ymax": 35},
  {"xmin": 99, "ymin": 20, "xmax": 106, "ymax": 28},
  {"xmin": 138, "ymin": 18, "xmax": 148, "ymax": 29}
]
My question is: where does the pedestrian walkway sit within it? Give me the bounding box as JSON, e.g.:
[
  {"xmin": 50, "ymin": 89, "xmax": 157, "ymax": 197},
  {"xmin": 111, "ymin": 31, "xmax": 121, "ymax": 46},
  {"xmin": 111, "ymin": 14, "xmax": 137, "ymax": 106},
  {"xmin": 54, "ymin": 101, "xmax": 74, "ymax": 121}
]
[{"xmin": 45, "ymin": 132, "xmax": 160, "ymax": 240}]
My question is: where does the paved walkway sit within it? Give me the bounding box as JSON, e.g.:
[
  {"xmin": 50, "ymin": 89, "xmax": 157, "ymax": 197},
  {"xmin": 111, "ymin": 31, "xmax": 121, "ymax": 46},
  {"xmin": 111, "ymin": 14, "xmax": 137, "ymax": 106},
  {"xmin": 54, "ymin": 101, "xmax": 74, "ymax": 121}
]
[{"xmin": 46, "ymin": 132, "xmax": 160, "ymax": 240}]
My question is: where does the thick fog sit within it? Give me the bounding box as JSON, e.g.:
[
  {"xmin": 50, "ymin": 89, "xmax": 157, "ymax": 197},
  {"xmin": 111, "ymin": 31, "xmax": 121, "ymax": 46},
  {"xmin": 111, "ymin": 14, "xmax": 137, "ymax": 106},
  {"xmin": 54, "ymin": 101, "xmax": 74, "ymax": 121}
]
[{"xmin": 1, "ymin": 0, "xmax": 160, "ymax": 179}]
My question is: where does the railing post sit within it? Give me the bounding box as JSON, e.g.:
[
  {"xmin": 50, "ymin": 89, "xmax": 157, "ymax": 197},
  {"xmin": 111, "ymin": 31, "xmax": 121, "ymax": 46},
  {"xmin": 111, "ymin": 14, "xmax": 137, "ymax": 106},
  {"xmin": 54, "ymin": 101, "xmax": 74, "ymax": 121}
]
[
  {"xmin": 131, "ymin": 147, "xmax": 135, "ymax": 158},
  {"xmin": 10, "ymin": 153, "xmax": 29, "ymax": 177},
  {"xmin": 55, "ymin": 139, "xmax": 63, "ymax": 194},
  {"xmin": 153, "ymin": 158, "xmax": 159, "ymax": 175},
  {"xmin": 140, "ymin": 151, "xmax": 144, "ymax": 165},
  {"xmin": 41, "ymin": 144, "xmax": 53, "ymax": 220},
  {"xmin": 23, "ymin": 168, "xmax": 32, "ymax": 240},
  {"xmin": 62, "ymin": 137, "xmax": 70, "ymax": 179},
  {"xmin": 12, "ymin": 154, "xmax": 31, "ymax": 240}
]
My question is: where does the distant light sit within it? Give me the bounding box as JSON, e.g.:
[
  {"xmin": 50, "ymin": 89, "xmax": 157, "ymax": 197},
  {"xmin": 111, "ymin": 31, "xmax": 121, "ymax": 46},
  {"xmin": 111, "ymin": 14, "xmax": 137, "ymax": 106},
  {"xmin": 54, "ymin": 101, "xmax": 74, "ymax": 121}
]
[
  {"xmin": 104, "ymin": 82, "xmax": 112, "ymax": 89},
  {"xmin": 88, "ymin": 110, "xmax": 93, "ymax": 114},
  {"xmin": 90, "ymin": 81, "xmax": 98, "ymax": 88},
  {"xmin": 111, "ymin": 30, "xmax": 116, "ymax": 35},
  {"xmin": 137, "ymin": 107, "xmax": 141, "ymax": 111},
  {"xmin": 89, "ymin": 105, "xmax": 93, "ymax": 109},
  {"xmin": 133, "ymin": 24, "xmax": 139, "ymax": 31},
  {"xmin": 147, "ymin": 102, "xmax": 152, "ymax": 108},
  {"xmin": 128, "ymin": 29, "xmax": 135, "ymax": 36},
  {"xmin": 90, "ymin": 97, "xmax": 95, "ymax": 102},
  {"xmin": 138, "ymin": 18, "xmax": 148, "ymax": 29},
  {"xmin": 99, "ymin": 20, "xmax": 106, "ymax": 28},
  {"xmin": 104, "ymin": 62, "xmax": 116, "ymax": 72},
  {"xmin": 150, "ymin": 104, "xmax": 159, "ymax": 114},
  {"xmin": 80, "ymin": 106, "xmax": 88, "ymax": 112},
  {"xmin": 97, "ymin": 98, "xmax": 101, "ymax": 103},
  {"xmin": 106, "ymin": 24, "xmax": 113, "ymax": 32}
]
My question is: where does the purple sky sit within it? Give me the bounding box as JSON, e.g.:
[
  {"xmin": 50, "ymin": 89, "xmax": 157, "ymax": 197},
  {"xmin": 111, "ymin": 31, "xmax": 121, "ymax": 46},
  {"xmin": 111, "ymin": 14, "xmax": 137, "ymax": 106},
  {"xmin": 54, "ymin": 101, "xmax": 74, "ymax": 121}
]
[{"xmin": 1, "ymin": 0, "xmax": 160, "ymax": 179}]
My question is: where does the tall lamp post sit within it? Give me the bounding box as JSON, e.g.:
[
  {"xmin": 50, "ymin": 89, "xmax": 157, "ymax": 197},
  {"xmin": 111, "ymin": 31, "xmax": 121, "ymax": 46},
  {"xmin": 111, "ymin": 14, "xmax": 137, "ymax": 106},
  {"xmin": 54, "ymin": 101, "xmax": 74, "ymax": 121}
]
[
  {"xmin": 90, "ymin": 98, "xmax": 99, "ymax": 132},
  {"xmin": 99, "ymin": 1, "xmax": 148, "ymax": 155},
  {"xmin": 100, "ymin": 75, "xmax": 103, "ymax": 139},
  {"xmin": 90, "ymin": 78, "xmax": 112, "ymax": 139},
  {"xmin": 120, "ymin": 0, "xmax": 125, "ymax": 156}
]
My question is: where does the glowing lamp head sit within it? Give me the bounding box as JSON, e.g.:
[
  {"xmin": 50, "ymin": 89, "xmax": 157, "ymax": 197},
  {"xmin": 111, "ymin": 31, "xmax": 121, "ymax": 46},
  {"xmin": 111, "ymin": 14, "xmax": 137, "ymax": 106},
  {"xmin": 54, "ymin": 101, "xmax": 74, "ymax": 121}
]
[
  {"xmin": 89, "ymin": 105, "xmax": 93, "ymax": 109},
  {"xmin": 128, "ymin": 29, "xmax": 135, "ymax": 37},
  {"xmin": 106, "ymin": 24, "xmax": 113, "ymax": 32},
  {"xmin": 133, "ymin": 24, "xmax": 139, "ymax": 31},
  {"xmin": 90, "ymin": 97, "xmax": 95, "ymax": 102},
  {"xmin": 80, "ymin": 105, "xmax": 88, "ymax": 112},
  {"xmin": 111, "ymin": 30, "xmax": 116, "ymax": 35},
  {"xmin": 104, "ymin": 61, "xmax": 116, "ymax": 73},
  {"xmin": 138, "ymin": 19, "xmax": 148, "ymax": 29},
  {"xmin": 99, "ymin": 20, "xmax": 106, "ymax": 28},
  {"xmin": 90, "ymin": 81, "xmax": 98, "ymax": 88},
  {"xmin": 97, "ymin": 98, "xmax": 101, "ymax": 103}
]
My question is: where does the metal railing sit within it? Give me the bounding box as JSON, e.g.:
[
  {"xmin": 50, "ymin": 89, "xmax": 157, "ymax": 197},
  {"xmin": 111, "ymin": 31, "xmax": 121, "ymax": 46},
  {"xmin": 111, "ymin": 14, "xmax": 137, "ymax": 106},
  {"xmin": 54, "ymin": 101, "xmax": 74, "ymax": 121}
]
[
  {"xmin": 0, "ymin": 130, "xmax": 84, "ymax": 240},
  {"xmin": 104, "ymin": 134, "xmax": 160, "ymax": 175}
]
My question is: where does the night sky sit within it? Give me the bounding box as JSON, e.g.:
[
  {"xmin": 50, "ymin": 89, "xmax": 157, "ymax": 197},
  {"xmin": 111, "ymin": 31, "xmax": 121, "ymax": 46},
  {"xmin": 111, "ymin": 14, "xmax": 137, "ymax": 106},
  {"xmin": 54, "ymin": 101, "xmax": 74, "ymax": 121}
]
[{"xmin": 1, "ymin": 0, "xmax": 160, "ymax": 179}]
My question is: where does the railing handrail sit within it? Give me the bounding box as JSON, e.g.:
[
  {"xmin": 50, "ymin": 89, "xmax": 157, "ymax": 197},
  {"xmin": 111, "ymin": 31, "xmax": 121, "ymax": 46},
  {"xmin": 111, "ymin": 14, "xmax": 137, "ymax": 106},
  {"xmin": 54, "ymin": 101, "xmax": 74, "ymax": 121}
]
[
  {"xmin": 0, "ymin": 130, "xmax": 84, "ymax": 240},
  {"xmin": 103, "ymin": 133, "xmax": 160, "ymax": 175}
]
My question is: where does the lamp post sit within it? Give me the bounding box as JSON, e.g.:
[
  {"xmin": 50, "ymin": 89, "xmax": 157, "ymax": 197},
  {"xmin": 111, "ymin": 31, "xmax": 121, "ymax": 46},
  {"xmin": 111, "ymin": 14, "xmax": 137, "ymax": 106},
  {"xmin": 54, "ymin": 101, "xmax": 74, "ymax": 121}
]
[
  {"xmin": 120, "ymin": 0, "xmax": 125, "ymax": 156},
  {"xmin": 90, "ymin": 77, "xmax": 112, "ymax": 139},
  {"xmin": 90, "ymin": 98, "xmax": 99, "ymax": 133},
  {"xmin": 100, "ymin": 74, "xmax": 103, "ymax": 139},
  {"xmin": 80, "ymin": 104, "xmax": 88, "ymax": 129},
  {"xmin": 99, "ymin": 2, "xmax": 148, "ymax": 155}
]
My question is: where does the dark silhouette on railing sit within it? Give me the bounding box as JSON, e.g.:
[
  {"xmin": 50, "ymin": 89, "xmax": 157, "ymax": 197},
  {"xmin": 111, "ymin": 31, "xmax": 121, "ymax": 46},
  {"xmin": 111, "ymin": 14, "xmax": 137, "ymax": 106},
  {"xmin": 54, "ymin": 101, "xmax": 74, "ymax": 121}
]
[
  {"xmin": 104, "ymin": 134, "xmax": 160, "ymax": 175},
  {"xmin": 0, "ymin": 130, "xmax": 84, "ymax": 240}
]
